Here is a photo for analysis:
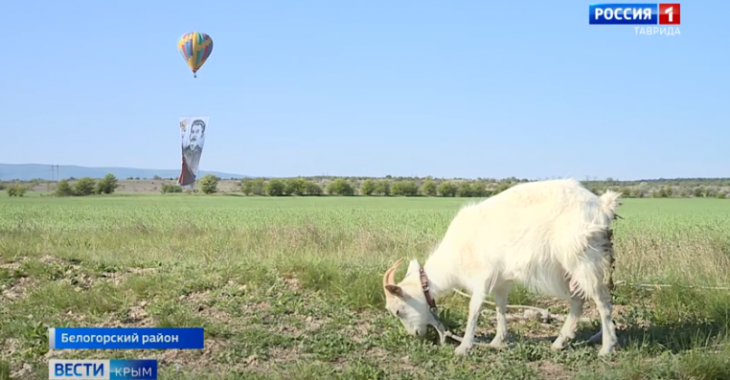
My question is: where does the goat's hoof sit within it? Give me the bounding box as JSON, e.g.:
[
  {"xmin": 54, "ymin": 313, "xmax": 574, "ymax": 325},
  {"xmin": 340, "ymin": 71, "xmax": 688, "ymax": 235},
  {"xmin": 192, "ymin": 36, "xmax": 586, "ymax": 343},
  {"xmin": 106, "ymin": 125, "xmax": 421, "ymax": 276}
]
[
  {"xmin": 550, "ymin": 337, "xmax": 571, "ymax": 351},
  {"xmin": 488, "ymin": 341, "xmax": 508, "ymax": 350},
  {"xmin": 597, "ymin": 346, "xmax": 615, "ymax": 357},
  {"xmin": 550, "ymin": 342, "xmax": 566, "ymax": 352},
  {"xmin": 454, "ymin": 344, "xmax": 472, "ymax": 356}
]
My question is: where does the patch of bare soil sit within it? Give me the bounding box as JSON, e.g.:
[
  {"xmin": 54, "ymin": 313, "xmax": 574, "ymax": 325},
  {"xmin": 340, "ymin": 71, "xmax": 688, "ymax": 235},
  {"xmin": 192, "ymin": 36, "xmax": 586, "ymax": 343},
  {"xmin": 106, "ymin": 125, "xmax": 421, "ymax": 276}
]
[
  {"xmin": 39, "ymin": 255, "xmax": 95, "ymax": 292},
  {"xmin": 2, "ymin": 255, "xmax": 161, "ymax": 305},
  {"xmin": 341, "ymin": 319, "xmax": 374, "ymax": 344},
  {"xmin": 179, "ymin": 290, "xmax": 240, "ymax": 327},
  {"xmin": 39, "ymin": 255, "xmax": 66, "ymax": 266},
  {"xmin": 397, "ymin": 354, "xmax": 420, "ymax": 373},
  {"xmin": 0, "ymin": 276, "xmax": 35, "ymax": 302},
  {"xmin": 0, "ymin": 338, "xmax": 22, "ymax": 359},
  {"xmin": 3, "ymin": 337, "xmax": 39, "ymax": 380},
  {"xmin": 9, "ymin": 363, "xmax": 33, "ymax": 380},
  {"xmin": 532, "ymin": 360, "xmax": 572, "ymax": 379},
  {"xmin": 90, "ymin": 300, "xmax": 154, "ymax": 327},
  {"xmin": 0, "ymin": 262, "xmax": 22, "ymax": 271},
  {"xmin": 301, "ymin": 314, "xmax": 328, "ymax": 333},
  {"xmin": 156, "ymin": 337, "xmax": 229, "ymax": 368},
  {"xmin": 245, "ymin": 346, "xmax": 310, "ymax": 373},
  {"xmin": 1, "ymin": 258, "xmax": 35, "ymax": 302},
  {"xmin": 163, "ymin": 278, "xmax": 330, "ymax": 375},
  {"xmin": 99, "ymin": 267, "xmax": 158, "ymax": 286}
]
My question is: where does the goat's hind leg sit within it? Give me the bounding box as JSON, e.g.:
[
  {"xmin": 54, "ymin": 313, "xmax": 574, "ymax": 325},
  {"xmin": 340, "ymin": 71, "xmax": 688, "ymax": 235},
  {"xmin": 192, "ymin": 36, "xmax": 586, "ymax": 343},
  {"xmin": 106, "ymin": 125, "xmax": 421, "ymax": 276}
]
[{"xmin": 592, "ymin": 287, "xmax": 618, "ymax": 356}]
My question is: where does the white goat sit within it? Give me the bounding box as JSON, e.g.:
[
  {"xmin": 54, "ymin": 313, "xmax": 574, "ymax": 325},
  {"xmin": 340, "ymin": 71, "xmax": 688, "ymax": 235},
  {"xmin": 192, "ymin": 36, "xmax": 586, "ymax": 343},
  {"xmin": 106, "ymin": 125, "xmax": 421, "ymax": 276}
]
[{"xmin": 382, "ymin": 178, "xmax": 620, "ymax": 356}]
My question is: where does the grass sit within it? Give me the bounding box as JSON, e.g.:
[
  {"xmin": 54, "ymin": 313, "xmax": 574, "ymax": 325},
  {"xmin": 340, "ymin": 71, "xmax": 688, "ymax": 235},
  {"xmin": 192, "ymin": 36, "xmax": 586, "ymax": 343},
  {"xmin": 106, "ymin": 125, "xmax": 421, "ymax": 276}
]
[{"xmin": 1, "ymin": 195, "xmax": 730, "ymax": 379}]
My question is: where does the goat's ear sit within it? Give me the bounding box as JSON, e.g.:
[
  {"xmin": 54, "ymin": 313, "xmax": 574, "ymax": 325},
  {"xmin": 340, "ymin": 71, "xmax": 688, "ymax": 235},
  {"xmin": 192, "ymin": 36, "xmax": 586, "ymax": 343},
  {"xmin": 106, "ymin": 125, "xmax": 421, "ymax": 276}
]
[
  {"xmin": 385, "ymin": 284, "xmax": 403, "ymax": 298},
  {"xmin": 405, "ymin": 259, "xmax": 420, "ymax": 277}
]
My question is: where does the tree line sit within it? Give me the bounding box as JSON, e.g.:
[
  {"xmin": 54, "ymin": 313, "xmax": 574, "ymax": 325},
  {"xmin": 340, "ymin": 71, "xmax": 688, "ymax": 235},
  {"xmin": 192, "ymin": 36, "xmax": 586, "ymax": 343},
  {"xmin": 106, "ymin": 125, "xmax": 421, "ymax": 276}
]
[
  {"xmin": 187, "ymin": 175, "xmax": 730, "ymax": 198},
  {"xmin": 3, "ymin": 174, "xmax": 120, "ymax": 197},
  {"xmin": 4, "ymin": 174, "xmax": 730, "ymax": 199},
  {"xmin": 233, "ymin": 177, "xmax": 516, "ymax": 197}
]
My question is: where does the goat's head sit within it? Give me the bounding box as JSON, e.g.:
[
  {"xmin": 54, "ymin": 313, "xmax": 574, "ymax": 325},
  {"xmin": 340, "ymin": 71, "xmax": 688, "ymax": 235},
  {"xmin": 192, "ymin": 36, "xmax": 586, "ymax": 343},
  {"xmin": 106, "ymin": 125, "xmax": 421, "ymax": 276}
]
[{"xmin": 382, "ymin": 258, "xmax": 444, "ymax": 339}]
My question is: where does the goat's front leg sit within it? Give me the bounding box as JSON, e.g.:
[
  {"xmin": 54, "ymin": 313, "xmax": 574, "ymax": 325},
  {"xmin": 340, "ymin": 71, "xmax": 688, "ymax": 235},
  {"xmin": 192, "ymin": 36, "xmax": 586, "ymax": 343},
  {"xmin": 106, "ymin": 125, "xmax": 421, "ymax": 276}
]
[
  {"xmin": 454, "ymin": 289, "xmax": 486, "ymax": 356},
  {"xmin": 551, "ymin": 295, "xmax": 584, "ymax": 351},
  {"xmin": 489, "ymin": 286, "xmax": 510, "ymax": 348}
]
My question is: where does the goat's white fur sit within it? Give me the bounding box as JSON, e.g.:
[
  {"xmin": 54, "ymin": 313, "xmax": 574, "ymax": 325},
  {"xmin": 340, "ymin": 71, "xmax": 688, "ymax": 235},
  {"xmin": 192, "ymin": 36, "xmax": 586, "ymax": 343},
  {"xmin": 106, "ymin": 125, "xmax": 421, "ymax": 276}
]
[{"xmin": 383, "ymin": 178, "xmax": 621, "ymax": 357}]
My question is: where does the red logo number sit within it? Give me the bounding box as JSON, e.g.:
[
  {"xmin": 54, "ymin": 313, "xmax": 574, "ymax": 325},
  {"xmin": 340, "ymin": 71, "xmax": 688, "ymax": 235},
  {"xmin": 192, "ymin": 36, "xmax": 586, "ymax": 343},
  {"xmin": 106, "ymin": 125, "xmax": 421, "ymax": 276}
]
[{"xmin": 659, "ymin": 3, "xmax": 681, "ymax": 25}]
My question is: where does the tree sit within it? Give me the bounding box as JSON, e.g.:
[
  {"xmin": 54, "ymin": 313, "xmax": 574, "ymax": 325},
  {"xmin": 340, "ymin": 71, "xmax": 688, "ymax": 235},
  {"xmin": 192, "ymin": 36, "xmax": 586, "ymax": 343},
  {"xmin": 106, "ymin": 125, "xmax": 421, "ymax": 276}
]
[
  {"xmin": 470, "ymin": 182, "xmax": 490, "ymax": 197},
  {"xmin": 493, "ymin": 182, "xmax": 512, "ymax": 195},
  {"xmin": 630, "ymin": 188, "xmax": 645, "ymax": 198},
  {"xmin": 304, "ymin": 181, "xmax": 323, "ymax": 196},
  {"xmin": 95, "ymin": 173, "xmax": 119, "ymax": 194},
  {"xmin": 420, "ymin": 179, "xmax": 437, "ymax": 196},
  {"xmin": 285, "ymin": 178, "xmax": 307, "ymax": 196},
  {"xmin": 241, "ymin": 178, "xmax": 265, "ymax": 195},
  {"xmin": 327, "ymin": 178, "xmax": 355, "ymax": 196},
  {"xmin": 456, "ymin": 182, "xmax": 473, "ymax": 197},
  {"xmin": 160, "ymin": 184, "xmax": 183, "ymax": 193},
  {"xmin": 198, "ymin": 174, "xmax": 220, "ymax": 194},
  {"xmin": 437, "ymin": 181, "xmax": 457, "ymax": 197},
  {"xmin": 360, "ymin": 179, "xmax": 376, "ymax": 196},
  {"xmin": 6, "ymin": 184, "xmax": 26, "ymax": 197},
  {"xmin": 74, "ymin": 177, "xmax": 96, "ymax": 196},
  {"xmin": 265, "ymin": 179, "xmax": 286, "ymax": 196},
  {"xmin": 374, "ymin": 180, "xmax": 390, "ymax": 196},
  {"xmin": 391, "ymin": 180, "xmax": 419, "ymax": 196},
  {"xmin": 55, "ymin": 179, "xmax": 74, "ymax": 196}
]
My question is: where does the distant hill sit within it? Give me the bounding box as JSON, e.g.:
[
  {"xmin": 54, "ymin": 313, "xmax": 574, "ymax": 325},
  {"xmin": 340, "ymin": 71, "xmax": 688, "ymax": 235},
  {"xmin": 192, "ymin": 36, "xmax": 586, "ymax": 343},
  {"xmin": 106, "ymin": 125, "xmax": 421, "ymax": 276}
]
[{"xmin": 0, "ymin": 163, "xmax": 249, "ymax": 181}]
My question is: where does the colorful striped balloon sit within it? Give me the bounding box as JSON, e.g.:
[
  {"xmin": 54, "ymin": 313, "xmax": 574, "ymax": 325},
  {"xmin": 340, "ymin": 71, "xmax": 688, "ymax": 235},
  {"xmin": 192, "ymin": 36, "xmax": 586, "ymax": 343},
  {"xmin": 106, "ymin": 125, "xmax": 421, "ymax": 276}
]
[{"xmin": 177, "ymin": 32, "xmax": 214, "ymax": 78}]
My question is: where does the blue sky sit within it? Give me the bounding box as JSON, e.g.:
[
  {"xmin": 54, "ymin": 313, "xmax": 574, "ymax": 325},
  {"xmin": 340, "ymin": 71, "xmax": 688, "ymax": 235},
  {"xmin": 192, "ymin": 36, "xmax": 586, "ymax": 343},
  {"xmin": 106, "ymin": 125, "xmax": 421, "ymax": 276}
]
[{"xmin": 2, "ymin": 0, "xmax": 727, "ymax": 180}]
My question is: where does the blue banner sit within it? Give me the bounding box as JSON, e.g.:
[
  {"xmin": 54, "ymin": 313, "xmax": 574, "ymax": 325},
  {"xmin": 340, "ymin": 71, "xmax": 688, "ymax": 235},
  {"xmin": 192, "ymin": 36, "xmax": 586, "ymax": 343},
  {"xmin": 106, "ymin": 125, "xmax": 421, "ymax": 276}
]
[{"xmin": 49, "ymin": 327, "xmax": 204, "ymax": 350}]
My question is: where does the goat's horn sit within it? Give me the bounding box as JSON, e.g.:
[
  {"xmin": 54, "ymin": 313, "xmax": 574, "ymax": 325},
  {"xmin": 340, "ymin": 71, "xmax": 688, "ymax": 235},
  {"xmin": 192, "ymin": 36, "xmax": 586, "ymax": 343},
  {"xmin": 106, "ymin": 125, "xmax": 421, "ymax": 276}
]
[
  {"xmin": 382, "ymin": 268, "xmax": 393, "ymax": 288},
  {"xmin": 383, "ymin": 258, "xmax": 404, "ymax": 289}
]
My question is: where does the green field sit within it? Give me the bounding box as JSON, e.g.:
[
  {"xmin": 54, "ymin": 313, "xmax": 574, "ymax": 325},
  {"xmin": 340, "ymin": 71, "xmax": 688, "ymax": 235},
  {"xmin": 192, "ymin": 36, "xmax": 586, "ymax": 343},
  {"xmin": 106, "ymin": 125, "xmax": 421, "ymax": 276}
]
[{"xmin": 1, "ymin": 196, "xmax": 730, "ymax": 379}]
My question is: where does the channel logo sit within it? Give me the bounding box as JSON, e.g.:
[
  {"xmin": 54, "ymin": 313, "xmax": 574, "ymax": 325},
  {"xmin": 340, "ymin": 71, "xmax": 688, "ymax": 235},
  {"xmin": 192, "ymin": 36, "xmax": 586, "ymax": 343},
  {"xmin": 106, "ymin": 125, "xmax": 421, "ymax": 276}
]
[
  {"xmin": 48, "ymin": 359, "xmax": 157, "ymax": 380},
  {"xmin": 589, "ymin": 3, "xmax": 680, "ymax": 25}
]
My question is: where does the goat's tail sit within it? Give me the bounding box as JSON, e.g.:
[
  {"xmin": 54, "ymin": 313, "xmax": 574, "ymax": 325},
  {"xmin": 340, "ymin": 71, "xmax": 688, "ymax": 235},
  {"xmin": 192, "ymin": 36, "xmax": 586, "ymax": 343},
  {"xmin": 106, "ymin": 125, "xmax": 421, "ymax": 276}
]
[
  {"xmin": 599, "ymin": 190, "xmax": 621, "ymax": 221},
  {"xmin": 559, "ymin": 190, "xmax": 622, "ymax": 301}
]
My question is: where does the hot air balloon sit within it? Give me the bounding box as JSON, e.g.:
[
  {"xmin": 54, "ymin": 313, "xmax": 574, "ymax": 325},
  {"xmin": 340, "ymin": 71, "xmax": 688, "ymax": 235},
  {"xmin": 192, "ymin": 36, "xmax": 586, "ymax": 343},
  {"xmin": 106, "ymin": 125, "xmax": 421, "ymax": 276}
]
[{"xmin": 178, "ymin": 32, "xmax": 214, "ymax": 78}]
